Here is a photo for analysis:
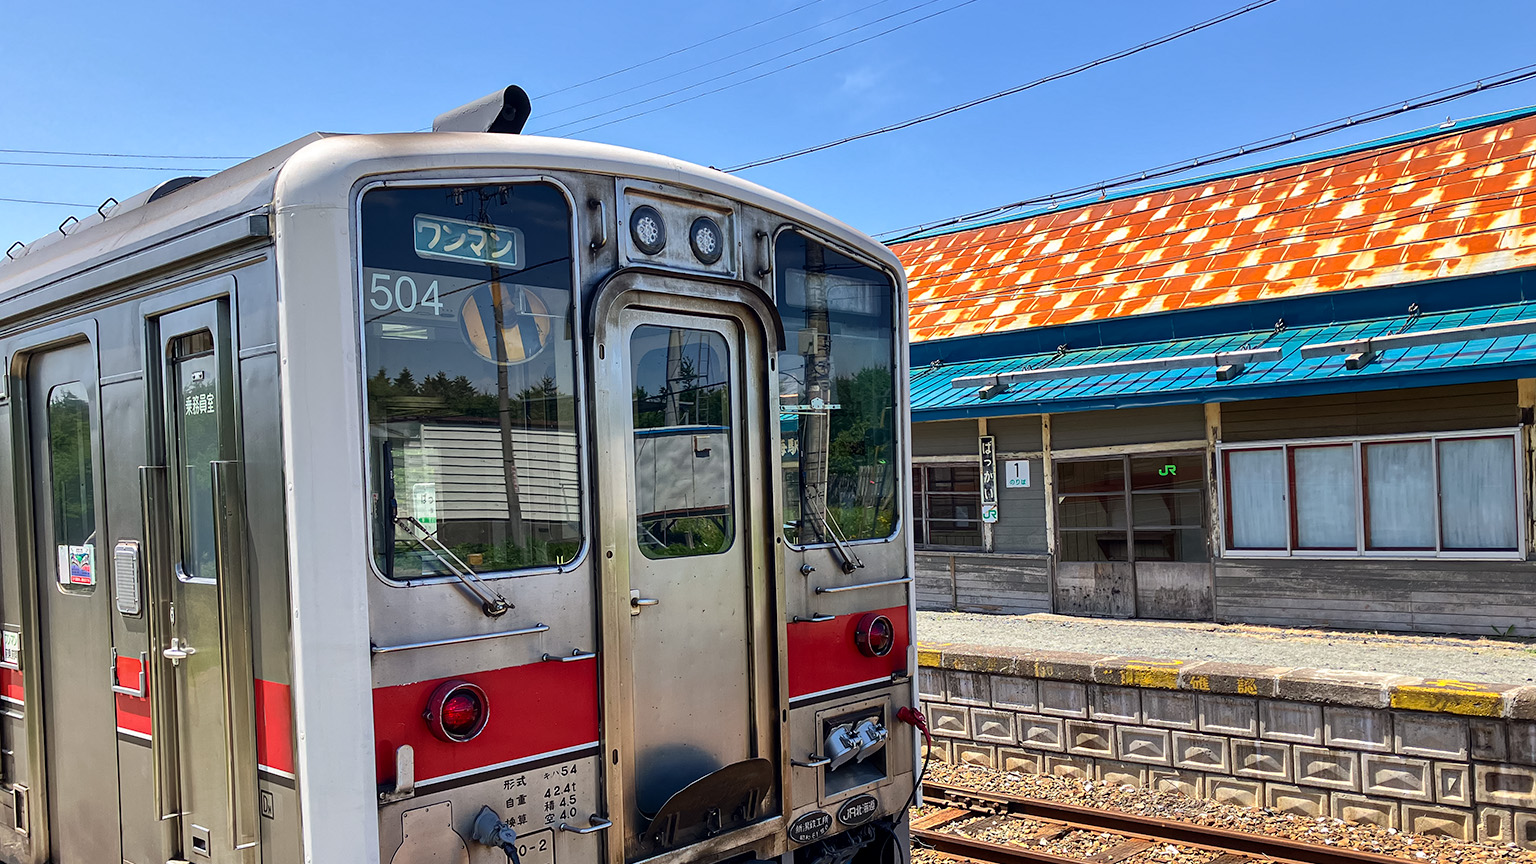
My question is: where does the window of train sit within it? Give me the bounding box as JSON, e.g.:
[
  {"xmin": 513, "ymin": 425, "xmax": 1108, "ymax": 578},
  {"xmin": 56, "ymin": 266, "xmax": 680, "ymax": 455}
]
[
  {"xmin": 775, "ymin": 231, "xmax": 899, "ymax": 546},
  {"xmin": 630, "ymin": 326, "xmax": 735, "ymax": 558},
  {"xmin": 47, "ymin": 381, "xmax": 96, "ymax": 593},
  {"xmin": 170, "ymin": 331, "xmax": 223, "ymax": 582},
  {"xmin": 361, "ymin": 182, "xmax": 581, "ymax": 578}
]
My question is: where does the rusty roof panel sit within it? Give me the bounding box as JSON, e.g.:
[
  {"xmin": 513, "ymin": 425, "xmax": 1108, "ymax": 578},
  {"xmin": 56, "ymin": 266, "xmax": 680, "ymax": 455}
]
[{"xmin": 895, "ymin": 110, "xmax": 1536, "ymax": 344}]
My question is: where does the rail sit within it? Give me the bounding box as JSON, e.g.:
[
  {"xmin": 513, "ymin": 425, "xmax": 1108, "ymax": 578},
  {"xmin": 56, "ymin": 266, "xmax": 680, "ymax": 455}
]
[{"xmin": 918, "ymin": 781, "xmax": 1409, "ymax": 864}]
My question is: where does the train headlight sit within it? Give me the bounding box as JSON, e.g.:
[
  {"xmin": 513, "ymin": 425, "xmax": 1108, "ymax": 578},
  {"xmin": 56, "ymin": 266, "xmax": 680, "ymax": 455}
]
[
  {"xmin": 630, "ymin": 205, "xmax": 667, "ymax": 255},
  {"xmin": 425, "ymin": 679, "xmax": 490, "ymax": 742},
  {"xmin": 854, "ymin": 613, "xmax": 895, "ymax": 657},
  {"xmin": 689, "ymin": 216, "xmax": 723, "ymax": 264}
]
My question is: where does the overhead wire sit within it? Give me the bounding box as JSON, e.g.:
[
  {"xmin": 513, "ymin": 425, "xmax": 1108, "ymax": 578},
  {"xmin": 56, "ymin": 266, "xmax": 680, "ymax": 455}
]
[
  {"xmin": 0, "ymin": 160, "xmax": 222, "ymax": 171},
  {"xmin": 0, "ymin": 147, "xmax": 246, "ymax": 160},
  {"xmin": 0, "ymin": 196, "xmax": 94, "ymax": 208},
  {"xmin": 725, "ymin": 0, "xmax": 1283, "ymax": 173},
  {"xmin": 878, "ymin": 62, "xmax": 1536, "ymax": 241},
  {"xmin": 533, "ymin": 0, "xmax": 834, "ymax": 100},
  {"xmin": 543, "ymin": 0, "xmax": 980, "ymax": 137},
  {"xmin": 535, "ymin": 0, "xmax": 902, "ymax": 122},
  {"xmin": 2, "ymin": 0, "xmax": 918, "ymax": 161}
]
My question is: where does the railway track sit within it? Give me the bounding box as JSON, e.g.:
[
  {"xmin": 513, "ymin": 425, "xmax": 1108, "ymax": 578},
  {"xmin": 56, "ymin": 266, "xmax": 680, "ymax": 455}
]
[{"xmin": 914, "ymin": 781, "xmax": 1410, "ymax": 864}]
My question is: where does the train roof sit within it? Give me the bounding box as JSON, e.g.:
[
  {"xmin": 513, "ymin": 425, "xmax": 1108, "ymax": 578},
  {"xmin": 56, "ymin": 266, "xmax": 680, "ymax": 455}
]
[{"xmin": 0, "ymin": 132, "xmax": 897, "ymax": 306}]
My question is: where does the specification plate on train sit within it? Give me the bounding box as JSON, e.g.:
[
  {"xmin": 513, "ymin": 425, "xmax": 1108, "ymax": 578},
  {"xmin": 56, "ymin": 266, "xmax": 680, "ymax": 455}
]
[{"xmin": 514, "ymin": 829, "xmax": 555, "ymax": 864}]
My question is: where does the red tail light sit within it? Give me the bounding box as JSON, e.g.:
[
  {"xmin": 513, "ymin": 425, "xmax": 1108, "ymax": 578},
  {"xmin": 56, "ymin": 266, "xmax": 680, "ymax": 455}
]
[
  {"xmin": 855, "ymin": 613, "xmax": 895, "ymax": 657},
  {"xmin": 425, "ymin": 680, "xmax": 489, "ymax": 742}
]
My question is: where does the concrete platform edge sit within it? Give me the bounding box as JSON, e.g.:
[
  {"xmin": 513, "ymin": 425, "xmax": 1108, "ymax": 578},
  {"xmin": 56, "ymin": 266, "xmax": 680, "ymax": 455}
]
[{"xmin": 917, "ymin": 641, "xmax": 1536, "ymax": 720}]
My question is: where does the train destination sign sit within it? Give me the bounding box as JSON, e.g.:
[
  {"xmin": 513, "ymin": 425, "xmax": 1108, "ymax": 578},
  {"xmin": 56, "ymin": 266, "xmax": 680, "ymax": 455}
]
[
  {"xmin": 414, "ymin": 213, "xmax": 525, "ymax": 268},
  {"xmin": 789, "ymin": 810, "xmax": 833, "ymax": 844}
]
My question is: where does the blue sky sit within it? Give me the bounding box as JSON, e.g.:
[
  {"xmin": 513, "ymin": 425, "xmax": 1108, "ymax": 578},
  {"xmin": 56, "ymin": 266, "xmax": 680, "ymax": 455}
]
[{"xmin": 5, "ymin": 0, "xmax": 1536, "ymax": 252}]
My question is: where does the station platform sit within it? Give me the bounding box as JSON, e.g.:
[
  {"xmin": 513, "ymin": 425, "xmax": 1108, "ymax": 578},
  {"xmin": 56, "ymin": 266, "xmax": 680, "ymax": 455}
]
[
  {"xmin": 914, "ymin": 611, "xmax": 1536, "ymax": 844},
  {"xmin": 918, "ymin": 611, "xmax": 1536, "ymax": 690}
]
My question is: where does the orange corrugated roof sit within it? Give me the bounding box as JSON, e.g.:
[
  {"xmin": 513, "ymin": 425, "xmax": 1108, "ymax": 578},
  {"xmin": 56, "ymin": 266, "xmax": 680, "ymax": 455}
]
[{"xmin": 895, "ymin": 113, "xmax": 1536, "ymax": 344}]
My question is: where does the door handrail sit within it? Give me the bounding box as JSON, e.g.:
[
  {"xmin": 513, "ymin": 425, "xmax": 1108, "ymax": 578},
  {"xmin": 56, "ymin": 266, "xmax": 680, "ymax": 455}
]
[
  {"xmin": 370, "ymin": 623, "xmax": 551, "ymax": 656},
  {"xmin": 138, "ymin": 465, "xmax": 181, "ymax": 822},
  {"xmin": 814, "ymin": 576, "xmax": 913, "ymax": 595},
  {"xmin": 211, "ymin": 460, "xmax": 260, "ymax": 850}
]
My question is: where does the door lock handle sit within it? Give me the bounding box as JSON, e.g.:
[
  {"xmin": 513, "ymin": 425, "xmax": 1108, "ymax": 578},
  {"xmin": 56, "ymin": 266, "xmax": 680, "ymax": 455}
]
[
  {"xmin": 629, "ymin": 589, "xmax": 659, "ymax": 615},
  {"xmin": 162, "ymin": 637, "xmax": 196, "ymax": 664}
]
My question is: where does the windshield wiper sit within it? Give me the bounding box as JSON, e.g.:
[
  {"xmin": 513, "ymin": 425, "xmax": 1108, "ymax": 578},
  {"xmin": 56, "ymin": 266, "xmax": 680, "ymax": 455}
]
[
  {"xmin": 394, "ymin": 516, "xmax": 513, "ymax": 617},
  {"xmin": 804, "ymin": 485, "xmax": 864, "ymax": 574}
]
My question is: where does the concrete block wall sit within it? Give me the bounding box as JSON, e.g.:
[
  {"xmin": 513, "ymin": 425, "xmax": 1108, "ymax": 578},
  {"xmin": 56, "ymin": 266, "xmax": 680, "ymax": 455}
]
[{"xmin": 917, "ymin": 644, "xmax": 1536, "ymax": 848}]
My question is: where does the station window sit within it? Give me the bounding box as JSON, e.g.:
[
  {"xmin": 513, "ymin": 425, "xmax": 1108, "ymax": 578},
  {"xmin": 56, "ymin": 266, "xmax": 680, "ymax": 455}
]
[
  {"xmin": 1056, "ymin": 454, "xmax": 1207, "ymax": 563},
  {"xmin": 1220, "ymin": 430, "xmax": 1522, "ymax": 557},
  {"xmin": 912, "ymin": 464, "xmax": 983, "ymax": 549}
]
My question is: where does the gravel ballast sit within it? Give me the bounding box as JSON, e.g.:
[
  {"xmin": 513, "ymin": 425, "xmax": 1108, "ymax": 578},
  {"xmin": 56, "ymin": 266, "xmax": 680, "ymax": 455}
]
[
  {"xmin": 918, "ymin": 612, "xmax": 1536, "ymax": 686},
  {"xmin": 916, "ymin": 761, "xmax": 1536, "ymax": 862}
]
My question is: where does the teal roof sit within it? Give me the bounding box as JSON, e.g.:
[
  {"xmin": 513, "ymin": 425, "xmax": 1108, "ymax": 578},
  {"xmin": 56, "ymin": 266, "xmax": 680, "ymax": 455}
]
[{"xmin": 912, "ymin": 299, "xmax": 1536, "ymax": 421}]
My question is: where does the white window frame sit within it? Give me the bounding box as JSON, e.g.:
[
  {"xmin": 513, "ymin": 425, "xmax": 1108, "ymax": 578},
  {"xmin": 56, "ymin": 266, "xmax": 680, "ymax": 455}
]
[
  {"xmin": 1218, "ymin": 427, "xmax": 1526, "ymax": 561},
  {"xmin": 912, "ymin": 462, "xmax": 985, "ymax": 551}
]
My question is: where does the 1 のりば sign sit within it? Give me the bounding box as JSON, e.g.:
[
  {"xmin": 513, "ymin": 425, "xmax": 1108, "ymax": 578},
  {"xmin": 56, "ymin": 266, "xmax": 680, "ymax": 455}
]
[{"xmin": 1006, "ymin": 459, "xmax": 1030, "ymax": 488}]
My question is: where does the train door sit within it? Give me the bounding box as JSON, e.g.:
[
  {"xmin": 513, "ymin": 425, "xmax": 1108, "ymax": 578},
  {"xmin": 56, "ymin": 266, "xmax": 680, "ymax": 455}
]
[
  {"xmin": 151, "ymin": 301, "xmax": 259, "ymax": 863},
  {"xmin": 25, "ymin": 342, "xmax": 123, "ymax": 863},
  {"xmin": 594, "ymin": 281, "xmax": 780, "ymax": 863}
]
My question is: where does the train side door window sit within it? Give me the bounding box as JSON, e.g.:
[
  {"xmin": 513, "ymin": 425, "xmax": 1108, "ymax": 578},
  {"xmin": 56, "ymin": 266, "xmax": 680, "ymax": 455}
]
[
  {"xmin": 629, "ymin": 326, "xmax": 735, "ymax": 558},
  {"xmin": 171, "ymin": 331, "xmax": 221, "ymax": 582},
  {"xmin": 47, "ymin": 381, "xmax": 97, "ymax": 593}
]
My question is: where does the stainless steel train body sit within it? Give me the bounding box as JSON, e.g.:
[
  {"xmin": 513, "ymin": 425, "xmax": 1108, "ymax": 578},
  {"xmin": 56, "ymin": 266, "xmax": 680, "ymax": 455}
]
[{"xmin": 0, "ymin": 126, "xmax": 916, "ymax": 864}]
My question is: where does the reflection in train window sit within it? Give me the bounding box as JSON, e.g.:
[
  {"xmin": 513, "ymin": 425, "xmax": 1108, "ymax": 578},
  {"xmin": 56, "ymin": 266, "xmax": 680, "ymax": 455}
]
[
  {"xmin": 775, "ymin": 231, "xmax": 898, "ymax": 546},
  {"xmin": 630, "ymin": 326, "xmax": 735, "ymax": 559},
  {"xmin": 361, "ymin": 183, "xmax": 582, "ymax": 579},
  {"xmin": 47, "ymin": 381, "xmax": 96, "ymax": 590}
]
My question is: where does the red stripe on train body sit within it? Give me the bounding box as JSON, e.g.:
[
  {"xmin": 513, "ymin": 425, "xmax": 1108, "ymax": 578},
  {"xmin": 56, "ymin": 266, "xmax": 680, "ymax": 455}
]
[
  {"xmin": 786, "ymin": 606, "xmax": 910, "ymax": 699},
  {"xmin": 372, "ymin": 658, "xmax": 599, "ymax": 784},
  {"xmin": 0, "ymin": 668, "xmax": 21, "ymax": 704},
  {"xmin": 256, "ymin": 679, "xmax": 295, "ymax": 774}
]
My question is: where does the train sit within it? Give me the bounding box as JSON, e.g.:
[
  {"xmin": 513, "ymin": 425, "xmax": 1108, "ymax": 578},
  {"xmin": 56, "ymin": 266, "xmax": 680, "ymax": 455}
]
[{"xmin": 0, "ymin": 85, "xmax": 920, "ymax": 864}]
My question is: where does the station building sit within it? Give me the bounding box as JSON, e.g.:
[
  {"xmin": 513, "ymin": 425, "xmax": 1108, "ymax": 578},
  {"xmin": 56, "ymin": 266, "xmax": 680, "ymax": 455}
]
[{"xmin": 892, "ymin": 106, "xmax": 1536, "ymax": 637}]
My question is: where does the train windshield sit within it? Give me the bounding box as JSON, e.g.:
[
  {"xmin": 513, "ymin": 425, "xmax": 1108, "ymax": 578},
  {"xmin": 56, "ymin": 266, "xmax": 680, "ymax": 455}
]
[
  {"xmin": 776, "ymin": 231, "xmax": 899, "ymax": 545},
  {"xmin": 360, "ymin": 182, "xmax": 581, "ymax": 578}
]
